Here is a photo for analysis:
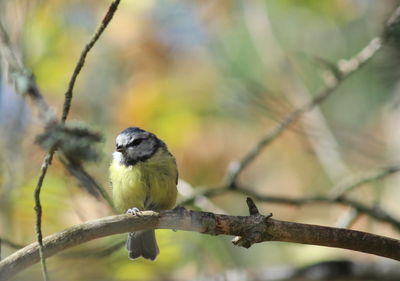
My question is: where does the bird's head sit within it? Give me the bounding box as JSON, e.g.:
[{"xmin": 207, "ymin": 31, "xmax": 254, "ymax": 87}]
[{"xmin": 114, "ymin": 127, "xmax": 165, "ymax": 166}]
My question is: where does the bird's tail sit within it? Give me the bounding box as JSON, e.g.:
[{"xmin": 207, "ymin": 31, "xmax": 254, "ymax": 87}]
[{"xmin": 126, "ymin": 230, "xmax": 159, "ymax": 260}]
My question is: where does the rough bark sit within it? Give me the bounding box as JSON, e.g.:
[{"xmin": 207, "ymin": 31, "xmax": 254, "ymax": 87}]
[{"xmin": 0, "ymin": 207, "xmax": 398, "ymax": 281}]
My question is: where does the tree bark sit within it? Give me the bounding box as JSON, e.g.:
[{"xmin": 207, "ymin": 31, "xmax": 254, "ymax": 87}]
[{"xmin": 0, "ymin": 207, "xmax": 399, "ymax": 280}]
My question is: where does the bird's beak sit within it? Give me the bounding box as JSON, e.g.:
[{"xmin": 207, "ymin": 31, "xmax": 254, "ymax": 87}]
[{"xmin": 116, "ymin": 145, "xmax": 124, "ymax": 153}]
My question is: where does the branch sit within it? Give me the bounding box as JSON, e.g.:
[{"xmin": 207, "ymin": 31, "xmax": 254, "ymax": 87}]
[
  {"xmin": 329, "ymin": 165, "xmax": 400, "ymax": 199},
  {"xmin": 1, "ymin": 20, "xmax": 56, "ymax": 280},
  {"xmin": 59, "ymin": 156, "xmax": 114, "ymax": 208},
  {"xmin": 33, "ymin": 152, "xmax": 54, "ymax": 281},
  {"xmin": 1, "ymin": 2, "xmax": 121, "ymax": 279},
  {"xmin": 181, "ymin": 165, "xmax": 400, "ymax": 232},
  {"xmin": 0, "ymin": 203, "xmax": 399, "ymax": 281},
  {"xmin": 0, "ymin": 26, "xmax": 107, "ymax": 201},
  {"xmin": 0, "ymin": 24, "xmax": 56, "ymax": 126},
  {"xmin": 226, "ymin": 4, "xmax": 400, "ymax": 186},
  {"xmin": 61, "ymin": 0, "xmax": 120, "ymax": 123},
  {"xmin": 0, "ymin": 238, "xmax": 23, "ymax": 250},
  {"xmin": 235, "ymin": 187, "xmax": 400, "ymax": 231},
  {"xmin": 33, "ymin": 2, "xmax": 122, "ymax": 279},
  {"xmin": 225, "ymin": 37, "xmax": 381, "ymax": 186},
  {"xmin": 328, "ymin": 166, "xmax": 400, "ymax": 228},
  {"xmin": 191, "ymin": 260, "xmax": 400, "ymax": 281}
]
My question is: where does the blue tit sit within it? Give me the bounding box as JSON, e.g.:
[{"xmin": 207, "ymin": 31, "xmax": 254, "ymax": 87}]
[{"xmin": 109, "ymin": 127, "xmax": 178, "ymax": 260}]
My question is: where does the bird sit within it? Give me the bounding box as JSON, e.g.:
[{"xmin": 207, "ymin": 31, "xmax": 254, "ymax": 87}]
[{"xmin": 109, "ymin": 127, "xmax": 178, "ymax": 260}]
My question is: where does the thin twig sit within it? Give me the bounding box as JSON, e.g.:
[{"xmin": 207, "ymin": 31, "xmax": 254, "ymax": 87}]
[
  {"xmin": 234, "ymin": 187, "xmax": 400, "ymax": 231},
  {"xmin": 179, "ymin": 186, "xmax": 228, "ymax": 206},
  {"xmin": 33, "ymin": 152, "xmax": 54, "ymax": 281},
  {"xmin": 226, "ymin": 36, "xmax": 383, "ymax": 186},
  {"xmin": 0, "ymin": 23, "xmax": 108, "ymax": 202},
  {"xmin": 1, "ymin": 22, "xmax": 53, "ymax": 281},
  {"xmin": 225, "ymin": 3, "xmax": 400, "ymax": 186},
  {"xmin": 0, "ymin": 238, "xmax": 24, "ymax": 250},
  {"xmin": 180, "ymin": 164, "xmax": 400, "ymax": 231},
  {"xmin": 330, "ymin": 166, "xmax": 400, "ymax": 199},
  {"xmin": 1, "ymin": 1, "xmax": 122, "ymax": 280},
  {"xmin": 32, "ymin": 1, "xmax": 121, "ymax": 279},
  {"xmin": 61, "ymin": 0, "xmax": 121, "ymax": 123},
  {"xmin": 0, "ymin": 24, "xmax": 112, "ymax": 199}
]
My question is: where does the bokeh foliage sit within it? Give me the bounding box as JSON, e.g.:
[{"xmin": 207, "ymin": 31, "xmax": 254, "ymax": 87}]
[{"xmin": 1, "ymin": 0, "xmax": 400, "ymax": 280}]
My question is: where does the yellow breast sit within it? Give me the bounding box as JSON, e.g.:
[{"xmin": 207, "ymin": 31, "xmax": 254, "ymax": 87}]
[{"xmin": 110, "ymin": 149, "xmax": 178, "ymax": 213}]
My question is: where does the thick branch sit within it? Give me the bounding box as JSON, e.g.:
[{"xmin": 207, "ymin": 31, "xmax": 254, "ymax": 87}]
[{"xmin": 0, "ymin": 208, "xmax": 399, "ymax": 280}]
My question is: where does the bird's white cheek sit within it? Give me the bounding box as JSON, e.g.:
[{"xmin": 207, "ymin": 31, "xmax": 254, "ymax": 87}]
[{"xmin": 112, "ymin": 151, "xmax": 124, "ymax": 163}]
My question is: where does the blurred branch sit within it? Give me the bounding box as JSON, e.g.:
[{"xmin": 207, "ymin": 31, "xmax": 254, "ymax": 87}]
[
  {"xmin": 0, "ymin": 238, "xmax": 23, "ymax": 250},
  {"xmin": 177, "ymin": 179, "xmax": 227, "ymax": 214},
  {"xmin": 192, "ymin": 260, "xmax": 400, "ymax": 281},
  {"xmin": 235, "ymin": 186, "xmax": 400, "ymax": 231},
  {"xmin": 245, "ymin": 2, "xmax": 398, "ymax": 228},
  {"xmin": 226, "ymin": 4, "xmax": 400, "ymax": 186},
  {"xmin": 0, "ymin": 24, "xmax": 56, "ymax": 125},
  {"xmin": 244, "ymin": 1, "xmax": 350, "ymax": 182},
  {"xmin": 0, "ymin": 24, "xmax": 106, "ymax": 200},
  {"xmin": 1, "ymin": 1, "xmax": 121, "ymax": 280},
  {"xmin": 34, "ymin": 0, "xmax": 120, "ymax": 278},
  {"xmin": 0, "ymin": 199, "xmax": 399, "ymax": 281},
  {"xmin": 180, "ymin": 165, "xmax": 400, "ymax": 231},
  {"xmin": 335, "ymin": 207, "xmax": 360, "ymax": 229},
  {"xmin": 329, "ymin": 165, "xmax": 400, "ymax": 199},
  {"xmin": 329, "ymin": 165, "xmax": 400, "ymax": 228},
  {"xmin": 59, "ymin": 156, "xmax": 114, "ymax": 208}
]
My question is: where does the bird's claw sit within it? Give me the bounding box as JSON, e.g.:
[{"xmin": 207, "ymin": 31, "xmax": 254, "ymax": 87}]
[
  {"xmin": 126, "ymin": 207, "xmax": 142, "ymax": 216},
  {"xmin": 173, "ymin": 205, "xmax": 186, "ymax": 213}
]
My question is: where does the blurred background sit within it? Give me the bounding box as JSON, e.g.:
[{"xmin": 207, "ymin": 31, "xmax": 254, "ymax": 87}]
[{"xmin": 1, "ymin": 0, "xmax": 400, "ymax": 280}]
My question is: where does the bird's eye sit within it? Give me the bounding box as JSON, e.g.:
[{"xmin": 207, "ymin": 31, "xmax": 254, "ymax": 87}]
[{"xmin": 128, "ymin": 138, "xmax": 142, "ymax": 147}]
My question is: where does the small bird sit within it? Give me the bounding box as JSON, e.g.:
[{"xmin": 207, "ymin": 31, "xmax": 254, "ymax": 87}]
[{"xmin": 109, "ymin": 127, "xmax": 178, "ymax": 260}]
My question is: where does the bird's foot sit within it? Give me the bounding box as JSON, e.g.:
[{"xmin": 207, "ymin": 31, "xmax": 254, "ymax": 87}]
[
  {"xmin": 126, "ymin": 207, "xmax": 142, "ymax": 216},
  {"xmin": 173, "ymin": 205, "xmax": 186, "ymax": 213},
  {"xmin": 172, "ymin": 205, "xmax": 187, "ymax": 232}
]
